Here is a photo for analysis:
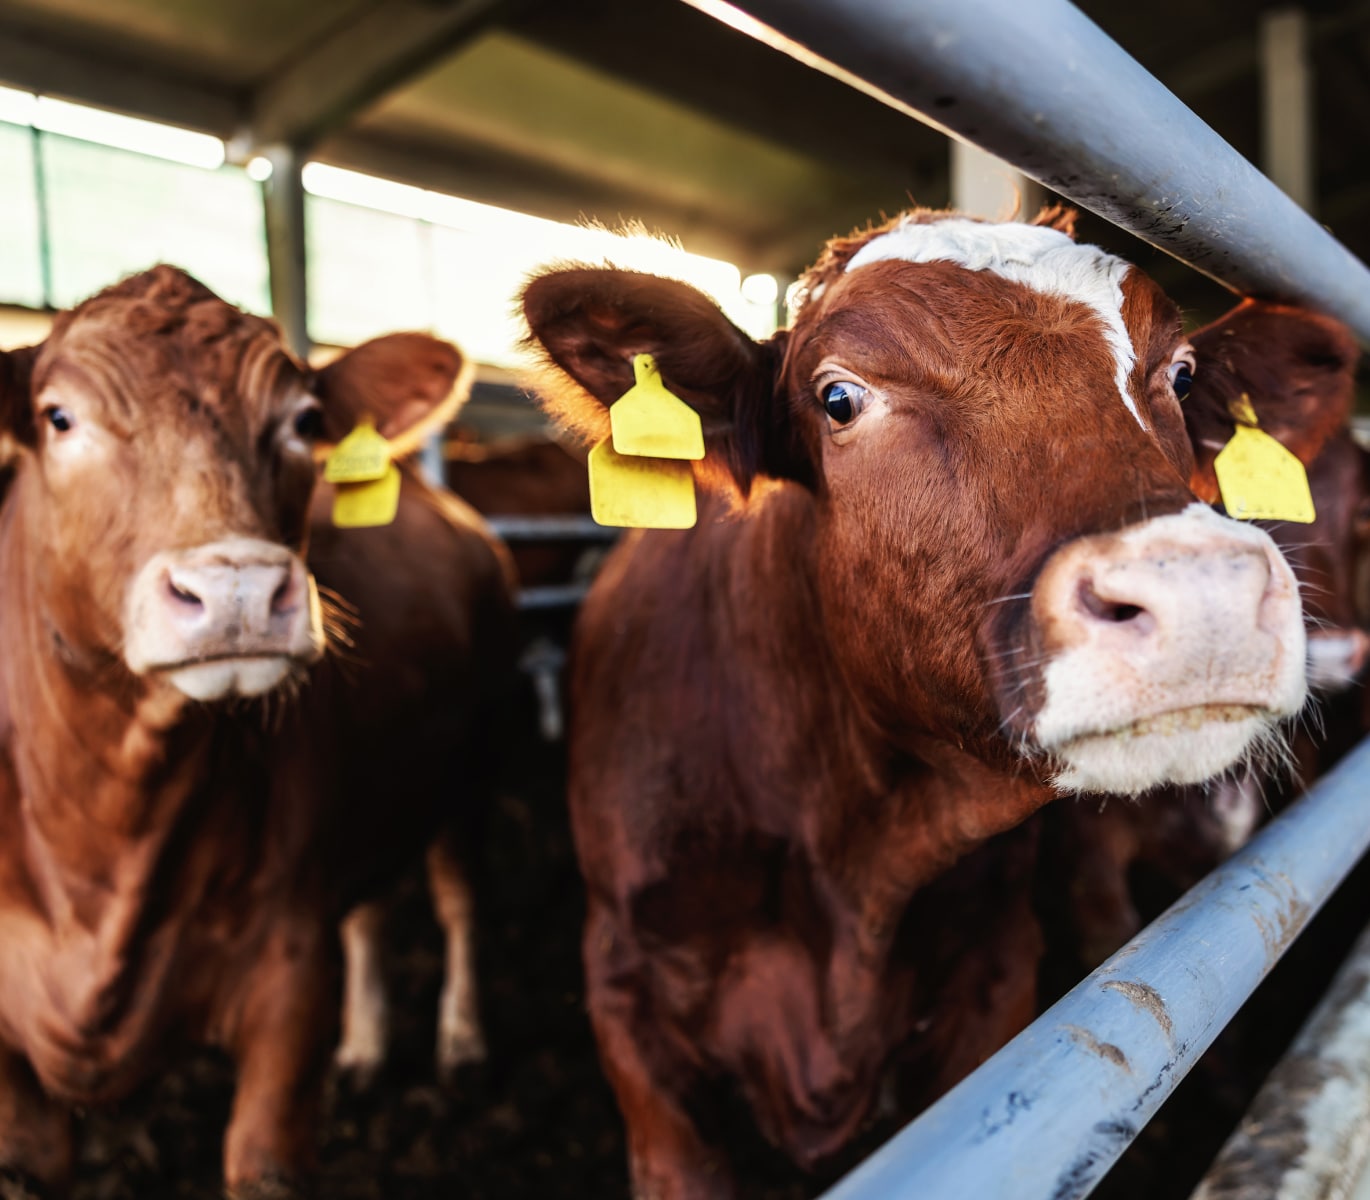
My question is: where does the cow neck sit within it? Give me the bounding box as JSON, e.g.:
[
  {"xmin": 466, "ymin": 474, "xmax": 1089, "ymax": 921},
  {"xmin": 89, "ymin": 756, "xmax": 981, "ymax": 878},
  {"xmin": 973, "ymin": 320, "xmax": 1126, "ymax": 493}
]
[{"xmin": 721, "ymin": 490, "xmax": 1052, "ymax": 915}]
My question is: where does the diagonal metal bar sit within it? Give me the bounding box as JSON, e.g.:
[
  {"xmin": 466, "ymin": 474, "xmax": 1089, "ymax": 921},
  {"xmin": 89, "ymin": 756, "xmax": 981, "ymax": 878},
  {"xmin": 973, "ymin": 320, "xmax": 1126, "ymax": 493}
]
[{"xmin": 684, "ymin": 0, "xmax": 1370, "ymax": 342}]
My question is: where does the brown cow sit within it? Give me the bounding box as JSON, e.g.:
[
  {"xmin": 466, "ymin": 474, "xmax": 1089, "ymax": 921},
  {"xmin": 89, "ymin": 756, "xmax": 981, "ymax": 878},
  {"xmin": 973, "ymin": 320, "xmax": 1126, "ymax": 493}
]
[
  {"xmin": 0, "ymin": 267, "xmax": 513, "ymax": 1195},
  {"xmin": 1051, "ymin": 303, "xmax": 1369, "ymax": 971},
  {"xmin": 521, "ymin": 210, "xmax": 1316, "ymax": 1198}
]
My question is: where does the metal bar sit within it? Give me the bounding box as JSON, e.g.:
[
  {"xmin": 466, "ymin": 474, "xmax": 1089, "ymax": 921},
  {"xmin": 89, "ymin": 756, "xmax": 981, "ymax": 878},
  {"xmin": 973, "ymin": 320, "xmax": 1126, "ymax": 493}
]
[
  {"xmin": 260, "ymin": 143, "xmax": 310, "ymax": 358},
  {"xmin": 1191, "ymin": 915, "xmax": 1370, "ymax": 1200},
  {"xmin": 819, "ymin": 735, "xmax": 1370, "ymax": 1200},
  {"xmin": 516, "ymin": 583, "xmax": 592, "ymax": 610},
  {"xmin": 485, "ymin": 515, "xmax": 618, "ymax": 542},
  {"xmin": 687, "ymin": 0, "xmax": 1370, "ymax": 341}
]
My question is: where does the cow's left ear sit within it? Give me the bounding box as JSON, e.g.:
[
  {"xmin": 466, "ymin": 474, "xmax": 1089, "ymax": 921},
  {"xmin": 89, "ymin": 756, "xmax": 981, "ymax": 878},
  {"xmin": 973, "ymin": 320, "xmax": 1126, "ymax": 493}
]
[
  {"xmin": 312, "ymin": 333, "xmax": 471, "ymax": 448},
  {"xmin": 1186, "ymin": 300, "xmax": 1358, "ymax": 502},
  {"xmin": 523, "ymin": 267, "xmax": 813, "ymax": 495},
  {"xmin": 0, "ymin": 345, "xmax": 37, "ymax": 465}
]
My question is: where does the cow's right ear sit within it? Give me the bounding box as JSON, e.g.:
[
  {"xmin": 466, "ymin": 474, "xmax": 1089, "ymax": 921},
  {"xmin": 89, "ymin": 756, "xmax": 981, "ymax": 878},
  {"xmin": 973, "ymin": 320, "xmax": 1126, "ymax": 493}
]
[
  {"xmin": 0, "ymin": 346, "xmax": 37, "ymax": 465},
  {"xmin": 522, "ymin": 268, "xmax": 813, "ymax": 494}
]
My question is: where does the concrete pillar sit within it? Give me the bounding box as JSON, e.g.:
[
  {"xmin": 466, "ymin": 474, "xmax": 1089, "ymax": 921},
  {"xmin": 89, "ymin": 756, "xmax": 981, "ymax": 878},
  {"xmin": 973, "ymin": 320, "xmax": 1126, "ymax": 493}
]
[
  {"xmin": 1261, "ymin": 8, "xmax": 1315, "ymax": 213},
  {"xmin": 950, "ymin": 139, "xmax": 1044, "ymax": 219}
]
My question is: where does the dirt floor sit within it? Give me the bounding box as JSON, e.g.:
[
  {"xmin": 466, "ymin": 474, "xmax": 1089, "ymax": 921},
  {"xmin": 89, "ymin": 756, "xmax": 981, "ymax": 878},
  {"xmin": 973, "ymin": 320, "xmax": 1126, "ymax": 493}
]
[{"xmin": 64, "ymin": 724, "xmax": 1370, "ymax": 1200}]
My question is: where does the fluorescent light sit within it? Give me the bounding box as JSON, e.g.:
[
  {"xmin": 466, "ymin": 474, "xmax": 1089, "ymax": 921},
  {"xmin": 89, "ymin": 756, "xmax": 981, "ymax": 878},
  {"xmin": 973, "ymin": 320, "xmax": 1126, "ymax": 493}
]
[
  {"xmin": 0, "ymin": 86, "xmax": 37, "ymax": 127},
  {"xmin": 32, "ymin": 97, "xmax": 224, "ymax": 169},
  {"xmin": 246, "ymin": 155, "xmax": 273, "ymax": 182}
]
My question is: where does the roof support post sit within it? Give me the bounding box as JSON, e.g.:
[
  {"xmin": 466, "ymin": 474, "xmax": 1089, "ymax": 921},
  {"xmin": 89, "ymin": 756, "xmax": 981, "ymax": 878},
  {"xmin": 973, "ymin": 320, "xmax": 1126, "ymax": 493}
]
[
  {"xmin": 261, "ymin": 143, "xmax": 309, "ymax": 357},
  {"xmin": 1261, "ymin": 8, "xmax": 1316, "ymax": 213},
  {"xmin": 950, "ymin": 140, "xmax": 1044, "ymax": 220}
]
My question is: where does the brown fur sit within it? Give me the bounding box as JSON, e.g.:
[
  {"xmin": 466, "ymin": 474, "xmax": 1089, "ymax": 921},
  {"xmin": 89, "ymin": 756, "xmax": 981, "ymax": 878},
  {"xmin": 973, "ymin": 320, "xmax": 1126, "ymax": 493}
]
[
  {"xmin": 0, "ymin": 266, "xmax": 514, "ymax": 1194},
  {"xmin": 1050, "ymin": 308, "xmax": 1363, "ymax": 971},
  {"xmin": 522, "ymin": 212, "xmax": 1340, "ymax": 1198}
]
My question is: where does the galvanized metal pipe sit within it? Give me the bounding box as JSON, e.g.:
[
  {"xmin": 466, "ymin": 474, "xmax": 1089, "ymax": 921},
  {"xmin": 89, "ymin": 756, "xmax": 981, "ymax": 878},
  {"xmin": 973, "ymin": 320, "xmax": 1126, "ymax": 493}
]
[
  {"xmin": 819, "ymin": 735, "xmax": 1370, "ymax": 1200},
  {"xmin": 688, "ymin": 0, "xmax": 1370, "ymax": 341},
  {"xmin": 485, "ymin": 515, "xmax": 618, "ymax": 542},
  {"xmin": 1191, "ymin": 915, "xmax": 1370, "ymax": 1200}
]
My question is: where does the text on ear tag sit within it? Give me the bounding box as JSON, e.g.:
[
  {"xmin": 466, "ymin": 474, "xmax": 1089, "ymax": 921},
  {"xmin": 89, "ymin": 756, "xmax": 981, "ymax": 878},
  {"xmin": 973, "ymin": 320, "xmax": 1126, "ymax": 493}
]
[
  {"xmin": 588, "ymin": 439, "xmax": 696, "ymax": 529},
  {"xmin": 324, "ymin": 417, "xmax": 391, "ymax": 484},
  {"xmin": 332, "ymin": 464, "xmax": 401, "ymax": 528},
  {"xmin": 1214, "ymin": 394, "xmax": 1315, "ymax": 523},
  {"xmin": 609, "ymin": 353, "xmax": 705, "ymax": 461}
]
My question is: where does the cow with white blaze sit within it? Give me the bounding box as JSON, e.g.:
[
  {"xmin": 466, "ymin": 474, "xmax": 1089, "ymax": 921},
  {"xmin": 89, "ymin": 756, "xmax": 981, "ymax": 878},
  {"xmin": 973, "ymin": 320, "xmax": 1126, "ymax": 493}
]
[{"xmin": 521, "ymin": 209, "xmax": 1313, "ymax": 1198}]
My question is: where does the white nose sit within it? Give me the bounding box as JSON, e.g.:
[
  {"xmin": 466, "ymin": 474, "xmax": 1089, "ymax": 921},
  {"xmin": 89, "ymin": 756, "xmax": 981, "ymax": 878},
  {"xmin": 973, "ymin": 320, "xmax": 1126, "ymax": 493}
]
[
  {"xmin": 124, "ymin": 538, "xmax": 324, "ymax": 698},
  {"xmin": 1030, "ymin": 504, "xmax": 1306, "ymax": 794}
]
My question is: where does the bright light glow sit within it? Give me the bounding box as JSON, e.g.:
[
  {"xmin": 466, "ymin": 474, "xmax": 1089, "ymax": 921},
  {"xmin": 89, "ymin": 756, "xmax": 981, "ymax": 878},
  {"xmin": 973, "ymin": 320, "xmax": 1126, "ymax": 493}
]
[
  {"xmin": 246, "ymin": 155, "xmax": 273, "ymax": 182},
  {"xmin": 0, "ymin": 86, "xmax": 38, "ymax": 127},
  {"xmin": 741, "ymin": 272, "xmax": 778, "ymax": 307},
  {"xmin": 302, "ymin": 161, "xmax": 757, "ymax": 324},
  {"xmin": 30, "ymin": 97, "xmax": 224, "ymax": 169}
]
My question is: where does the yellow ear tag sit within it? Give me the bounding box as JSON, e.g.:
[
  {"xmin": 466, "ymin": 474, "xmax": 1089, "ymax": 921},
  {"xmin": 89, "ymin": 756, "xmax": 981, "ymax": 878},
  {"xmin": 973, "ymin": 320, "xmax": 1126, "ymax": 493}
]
[
  {"xmin": 608, "ymin": 354, "xmax": 705, "ymax": 461},
  {"xmin": 324, "ymin": 417, "xmax": 391, "ymax": 484},
  {"xmin": 332, "ymin": 464, "xmax": 401, "ymax": 528},
  {"xmin": 1213, "ymin": 394, "xmax": 1315, "ymax": 523},
  {"xmin": 587, "ymin": 439, "xmax": 696, "ymax": 529}
]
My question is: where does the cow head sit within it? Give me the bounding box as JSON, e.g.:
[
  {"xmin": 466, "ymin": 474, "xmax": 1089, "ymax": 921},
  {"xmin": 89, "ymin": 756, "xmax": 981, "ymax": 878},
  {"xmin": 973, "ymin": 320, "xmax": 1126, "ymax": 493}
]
[
  {"xmin": 1184, "ymin": 300, "xmax": 1368, "ymax": 690},
  {"xmin": 523, "ymin": 211, "xmax": 1324, "ymax": 795},
  {"xmin": 0, "ymin": 266, "xmax": 464, "ymax": 705}
]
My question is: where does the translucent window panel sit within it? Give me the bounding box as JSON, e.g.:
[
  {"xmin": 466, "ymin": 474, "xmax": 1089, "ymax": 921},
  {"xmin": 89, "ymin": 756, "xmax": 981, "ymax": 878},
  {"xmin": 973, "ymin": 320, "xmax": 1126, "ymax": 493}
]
[
  {"xmin": 306, "ymin": 196, "xmax": 432, "ymax": 348},
  {"xmin": 427, "ymin": 223, "xmax": 536, "ymax": 370},
  {"xmin": 0, "ymin": 122, "xmax": 46, "ymax": 309},
  {"xmin": 38, "ymin": 134, "xmax": 269, "ymax": 313}
]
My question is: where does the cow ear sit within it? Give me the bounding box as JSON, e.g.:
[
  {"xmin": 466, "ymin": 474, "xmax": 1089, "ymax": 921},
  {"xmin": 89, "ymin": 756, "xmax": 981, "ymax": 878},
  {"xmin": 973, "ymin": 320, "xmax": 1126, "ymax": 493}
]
[
  {"xmin": 312, "ymin": 332, "xmax": 471, "ymax": 448},
  {"xmin": 0, "ymin": 345, "xmax": 37, "ymax": 465},
  {"xmin": 522, "ymin": 267, "xmax": 812, "ymax": 495},
  {"xmin": 1186, "ymin": 300, "xmax": 1359, "ymax": 503}
]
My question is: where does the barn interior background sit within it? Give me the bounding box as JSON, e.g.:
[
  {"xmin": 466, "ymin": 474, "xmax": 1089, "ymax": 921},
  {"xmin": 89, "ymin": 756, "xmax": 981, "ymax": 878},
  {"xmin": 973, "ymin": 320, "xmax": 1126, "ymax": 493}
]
[{"xmin": 3, "ymin": 0, "xmax": 1370, "ymax": 1198}]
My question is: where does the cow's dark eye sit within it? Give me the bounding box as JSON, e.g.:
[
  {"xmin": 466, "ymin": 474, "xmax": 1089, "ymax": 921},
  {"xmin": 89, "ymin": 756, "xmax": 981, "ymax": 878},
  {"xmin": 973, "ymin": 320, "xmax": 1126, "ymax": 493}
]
[
  {"xmin": 43, "ymin": 406, "xmax": 75, "ymax": 433},
  {"xmin": 1169, "ymin": 361, "xmax": 1193, "ymax": 401},
  {"xmin": 293, "ymin": 404, "xmax": 325, "ymax": 440},
  {"xmin": 821, "ymin": 380, "xmax": 867, "ymax": 425}
]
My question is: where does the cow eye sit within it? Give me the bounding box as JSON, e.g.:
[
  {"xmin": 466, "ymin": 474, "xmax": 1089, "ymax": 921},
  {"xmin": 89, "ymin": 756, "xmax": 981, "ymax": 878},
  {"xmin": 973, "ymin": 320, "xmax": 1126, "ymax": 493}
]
[
  {"xmin": 292, "ymin": 404, "xmax": 326, "ymax": 441},
  {"xmin": 1169, "ymin": 360, "xmax": 1194, "ymax": 401},
  {"xmin": 43, "ymin": 405, "xmax": 75, "ymax": 434},
  {"xmin": 821, "ymin": 380, "xmax": 867, "ymax": 425}
]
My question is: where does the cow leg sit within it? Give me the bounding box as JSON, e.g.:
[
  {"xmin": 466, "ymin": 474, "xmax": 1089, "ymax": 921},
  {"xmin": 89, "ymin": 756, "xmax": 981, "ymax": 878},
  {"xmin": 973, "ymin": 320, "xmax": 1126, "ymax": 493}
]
[
  {"xmin": 428, "ymin": 830, "xmax": 487, "ymax": 1081},
  {"xmin": 334, "ymin": 900, "xmax": 389, "ymax": 1089},
  {"xmin": 223, "ymin": 921, "xmax": 337, "ymax": 1197},
  {"xmin": 584, "ymin": 903, "xmax": 733, "ymax": 1200},
  {"xmin": 0, "ymin": 1048, "xmax": 71, "ymax": 1194}
]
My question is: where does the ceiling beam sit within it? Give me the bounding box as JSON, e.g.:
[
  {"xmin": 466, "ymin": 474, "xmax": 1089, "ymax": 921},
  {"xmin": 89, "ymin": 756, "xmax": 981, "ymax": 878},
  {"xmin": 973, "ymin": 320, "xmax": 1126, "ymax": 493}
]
[
  {"xmin": 0, "ymin": 24, "xmax": 239, "ymax": 134},
  {"xmin": 242, "ymin": 0, "xmax": 512, "ymax": 154}
]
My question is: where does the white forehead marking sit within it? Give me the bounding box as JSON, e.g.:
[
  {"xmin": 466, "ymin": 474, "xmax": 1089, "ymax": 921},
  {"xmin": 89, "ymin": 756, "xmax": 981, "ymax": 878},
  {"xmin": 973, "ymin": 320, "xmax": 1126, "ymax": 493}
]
[{"xmin": 845, "ymin": 218, "xmax": 1143, "ymax": 428}]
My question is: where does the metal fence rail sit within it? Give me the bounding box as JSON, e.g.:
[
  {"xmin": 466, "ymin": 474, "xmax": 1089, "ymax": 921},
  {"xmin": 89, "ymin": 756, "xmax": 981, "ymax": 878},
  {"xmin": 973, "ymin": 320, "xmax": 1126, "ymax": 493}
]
[
  {"xmin": 815, "ymin": 736, "xmax": 1370, "ymax": 1200},
  {"xmin": 690, "ymin": 0, "xmax": 1370, "ymax": 342}
]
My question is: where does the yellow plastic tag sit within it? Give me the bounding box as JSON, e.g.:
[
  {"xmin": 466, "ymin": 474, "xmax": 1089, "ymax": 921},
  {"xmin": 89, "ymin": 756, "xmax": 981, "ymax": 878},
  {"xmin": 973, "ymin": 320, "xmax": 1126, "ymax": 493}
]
[
  {"xmin": 609, "ymin": 354, "xmax": 705, "ymax": 461},
  {"xmin": 324, "ymin": 417, "xmax": 391, "ymax": 484},
  {"xmin": 1214, "ymin": 395, "xmax": 1315, "ymax": 523},
  {"xmin": 588, "ymin": 439, "xmax": 696, "ymax": 529},
  {"xmin": 332, "ymin": 464, "xmax": 401, "ymax": 528}
]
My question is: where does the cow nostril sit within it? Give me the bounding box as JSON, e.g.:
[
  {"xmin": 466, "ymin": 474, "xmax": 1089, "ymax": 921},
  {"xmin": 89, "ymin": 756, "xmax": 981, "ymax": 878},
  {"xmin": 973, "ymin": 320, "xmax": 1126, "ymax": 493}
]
[
  {"xmin": 270, "ymin": 574, "xmax": 295, "ymax": 615},
  {"xmin": 166, "ymin": 577, "xmax": 203, "ymax": 609},
  {"xmin": 1078, "ymin": 578, "xmax": 1147, "ymax": 625}
]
